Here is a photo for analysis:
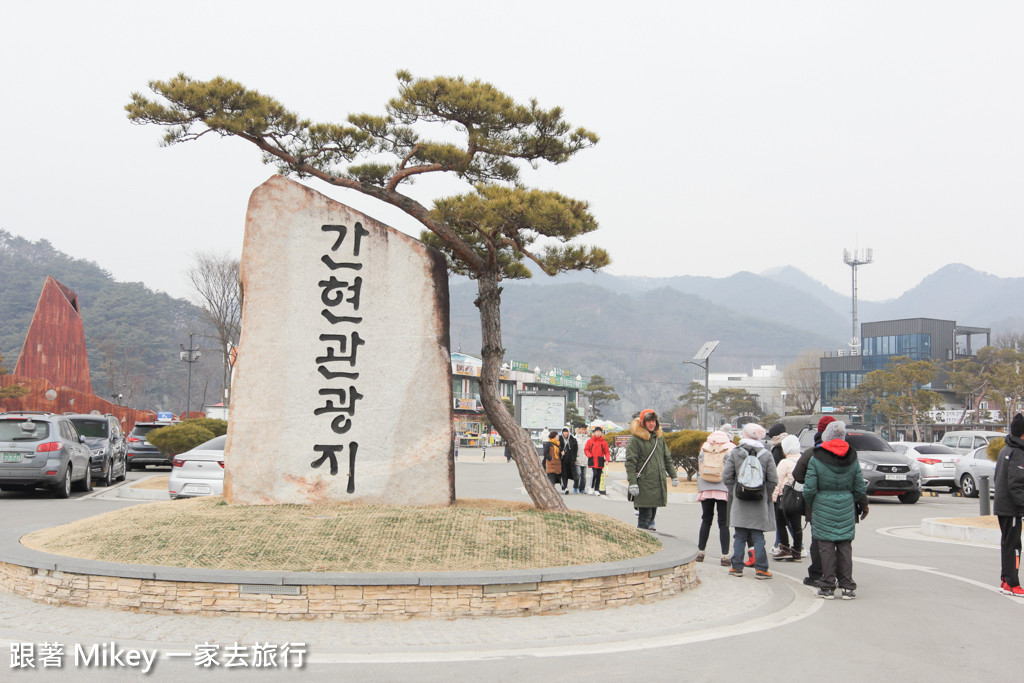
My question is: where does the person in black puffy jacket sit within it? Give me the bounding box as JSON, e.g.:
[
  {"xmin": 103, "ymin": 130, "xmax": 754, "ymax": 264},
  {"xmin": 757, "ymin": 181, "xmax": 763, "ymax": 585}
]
[{"xmin": 995, "ymin": 414, "xmax": 1024, "ymax": 597}]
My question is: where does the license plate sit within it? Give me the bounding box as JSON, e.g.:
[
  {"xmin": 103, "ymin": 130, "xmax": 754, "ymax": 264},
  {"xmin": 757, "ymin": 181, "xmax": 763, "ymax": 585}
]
[
  {"xmin": 184, "ymin": 484, "xmax": 211, "ymax": 494},
  {"xmin": 885, "ymin": 473, "xmax": 907, "ymax": 480},
  {"xmin": 2, "ymin": 452, "xmax": 22, "ymax": 463},
  {"xmin": 943, "ymin": 463, "xmax": 954, "ymax": 468}
]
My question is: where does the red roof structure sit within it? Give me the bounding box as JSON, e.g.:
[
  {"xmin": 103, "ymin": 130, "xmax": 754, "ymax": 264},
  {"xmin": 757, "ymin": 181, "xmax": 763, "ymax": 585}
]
[
  {"xmin": 14, "ymin": 276, "xmax": 92, "ymax": 394},
  {"xmin": 1, "ymin": 276, "xmax": 158, "ymax": 429}
]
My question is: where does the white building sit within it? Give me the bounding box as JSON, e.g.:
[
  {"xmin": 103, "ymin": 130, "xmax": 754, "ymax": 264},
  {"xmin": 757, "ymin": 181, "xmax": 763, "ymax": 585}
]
[{"xmin": 706, "ymin": 364, "xmax": 786, "ymax": 420}]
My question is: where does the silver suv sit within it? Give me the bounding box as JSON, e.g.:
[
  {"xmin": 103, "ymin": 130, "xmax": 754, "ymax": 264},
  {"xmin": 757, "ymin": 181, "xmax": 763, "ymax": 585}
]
[{"xmin": 0, "ymin": 411, "xmax": 93, "ymax": 497}]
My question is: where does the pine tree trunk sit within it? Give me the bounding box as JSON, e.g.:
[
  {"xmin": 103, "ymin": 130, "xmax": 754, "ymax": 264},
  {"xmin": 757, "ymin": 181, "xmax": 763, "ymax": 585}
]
[{"xmin": 475, "ymin": 273, "xmax": 567, "ymax": 512}]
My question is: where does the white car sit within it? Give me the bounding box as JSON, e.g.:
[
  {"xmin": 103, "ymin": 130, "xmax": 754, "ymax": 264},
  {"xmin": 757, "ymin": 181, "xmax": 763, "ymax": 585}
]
[
  {"xmin": 168, "ymin": 435, "xmax": 225, "ymax": 499},
  {"xmin": 953, "ymin": 445, "xmax": 997, "ymax": 498},
  {"xmin": 889, "ymin": 442, "xmax": 959, "ymax": 491}
]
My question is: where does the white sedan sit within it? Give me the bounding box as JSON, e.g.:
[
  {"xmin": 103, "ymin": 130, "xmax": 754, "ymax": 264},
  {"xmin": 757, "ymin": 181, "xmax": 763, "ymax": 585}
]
[
  {"xmin": 889, "ymin": 442, "xmax": 959, "ymax": 491},
  {"xmin": 168, "ymin": 435, "xmax": 225, "ymax": 499}
]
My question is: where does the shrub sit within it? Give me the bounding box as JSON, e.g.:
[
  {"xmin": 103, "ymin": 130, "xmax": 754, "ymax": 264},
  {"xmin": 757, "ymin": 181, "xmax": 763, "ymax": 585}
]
[
  {"xmin": 987, "ymin": 437, "xmax": 1004, "ymax": 462},
  {"xmin": 183, "ymin": 417, "xmax": 228, "ymax": 437},
  {"xmin": 147, "ymin": 423, "xmax": 216, "ymax": 456},
  {"xmin": 664, "ymin": 430, "xmax": 712, "ymax": 481}
]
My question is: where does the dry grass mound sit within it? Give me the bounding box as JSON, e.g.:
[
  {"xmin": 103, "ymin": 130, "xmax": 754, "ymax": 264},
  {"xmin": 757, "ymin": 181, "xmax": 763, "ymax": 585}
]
[{"xmin": 22, "ymin": 497, "xmax": 661, "ymax": 573}]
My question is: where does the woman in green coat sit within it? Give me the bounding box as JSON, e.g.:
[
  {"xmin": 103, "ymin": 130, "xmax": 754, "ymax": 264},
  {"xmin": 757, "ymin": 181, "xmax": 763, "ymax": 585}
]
[
  {"xmin": 626, "ymin": 409, "xmax": 678, "ymax": 531},
  {"xmin": 802, "ymin": 421, "xmax": 869, "ymax": 600}
]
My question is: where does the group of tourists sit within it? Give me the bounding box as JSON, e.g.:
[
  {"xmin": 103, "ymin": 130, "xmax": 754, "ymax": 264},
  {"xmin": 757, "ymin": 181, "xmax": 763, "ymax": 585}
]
[
  {"xmin": 541, "ymin": 405, "xmax": 1024, "ymax": 602},
  {"xmin": 702, "ymin": 416, "xmax": 867, "ymax": 598},
  {"xmin": 621, "ymin": 410, "xmax": 868, "ymax": 599},
  {"xmin": 542, "ymin": 426, "xmax": 610, "ymax": 495}
]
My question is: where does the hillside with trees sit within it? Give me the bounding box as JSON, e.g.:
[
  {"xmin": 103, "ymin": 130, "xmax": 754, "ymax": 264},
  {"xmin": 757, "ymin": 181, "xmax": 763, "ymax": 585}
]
[{"xmin": 0, "ymin": 230, "xmax": 222, "ymax": 413}]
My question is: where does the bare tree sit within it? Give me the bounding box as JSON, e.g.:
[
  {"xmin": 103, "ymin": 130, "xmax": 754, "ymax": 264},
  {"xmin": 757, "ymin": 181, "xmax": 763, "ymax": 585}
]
[
  {"xmin": 96, "ymin": 339, "xmax": 144, "ymax": 407},
  {"xmin": 186, "ymin": 251, "xmax": 242, "ymax": 403},
  {"xmin": 783, "ymin": 349, "xmax": 822, "ymax": 415}
]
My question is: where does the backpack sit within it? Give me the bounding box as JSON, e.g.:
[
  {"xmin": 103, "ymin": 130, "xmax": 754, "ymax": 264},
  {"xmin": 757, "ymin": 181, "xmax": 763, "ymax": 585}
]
[
  {"xmin": 735, "ymin": 446, "xmax": 766, "ymax": 501},
  {"xmin": 699, "ymin": 446, "xmax": 726, "ymax": 483}
]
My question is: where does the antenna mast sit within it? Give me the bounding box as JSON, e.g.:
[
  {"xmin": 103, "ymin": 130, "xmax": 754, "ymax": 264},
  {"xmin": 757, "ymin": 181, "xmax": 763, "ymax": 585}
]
[{"xmin": 843, "ymin": 248, "xmax": 873, "ymax": 354}]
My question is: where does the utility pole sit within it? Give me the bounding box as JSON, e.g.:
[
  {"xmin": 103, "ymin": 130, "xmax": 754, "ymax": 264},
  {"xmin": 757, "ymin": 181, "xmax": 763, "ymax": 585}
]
[
  {"xmin": 843, "ymin": 248, "xmax": 873, "ymax": 354},
  {"xmin": 179, "ymin": 333, "xmax": 201, "ymax": 419}
]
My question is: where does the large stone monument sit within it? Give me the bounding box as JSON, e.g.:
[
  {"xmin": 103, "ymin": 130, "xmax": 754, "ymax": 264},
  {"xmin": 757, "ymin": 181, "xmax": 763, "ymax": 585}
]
[{"xmin": 224, "ymin": 176, "xmax": 454, "ymax": 505}]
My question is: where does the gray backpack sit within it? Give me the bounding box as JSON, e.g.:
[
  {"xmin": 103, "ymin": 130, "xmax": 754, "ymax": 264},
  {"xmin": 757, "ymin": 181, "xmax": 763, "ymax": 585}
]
[{"xmin": 735, "ymin": 446, "xmax": 766, "ymax": 501}]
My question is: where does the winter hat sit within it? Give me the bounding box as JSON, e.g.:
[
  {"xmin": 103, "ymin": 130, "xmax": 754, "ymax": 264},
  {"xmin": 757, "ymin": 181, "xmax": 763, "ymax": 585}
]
[
  {"xmin": 817, "ymin": 415, "xmax": 837, "ymax": 433},
  {"xmin": 766, "ymin": 423, "xmax": 786, "ymax": 439},
  {"xmin": 741, "ymin": 423, "xmax": 766, "ymax": 441},
  {"xmin": 592, "ymin": 426, "xmax": 603, "ymax": 434},
  {"xmin": 1011, "ymin": 413, "xmax": 1024, "ymax": 438},
  {"xmin": 781, "ymin": 434, "xmax": 801, "ymax": 456},
  {"xmin": 822, "ymin": 421, "xmax": 846, "ymax": 443},
  {"xmin": 706, "ymin": 430, "xmax": 732, "ymax": 446}
]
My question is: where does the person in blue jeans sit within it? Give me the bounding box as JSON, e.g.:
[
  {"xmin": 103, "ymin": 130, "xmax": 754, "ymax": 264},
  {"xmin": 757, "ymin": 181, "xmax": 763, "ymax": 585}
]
[{"xmin": 722, "ymin": 423, "xmax": 778, "ymax": 579}]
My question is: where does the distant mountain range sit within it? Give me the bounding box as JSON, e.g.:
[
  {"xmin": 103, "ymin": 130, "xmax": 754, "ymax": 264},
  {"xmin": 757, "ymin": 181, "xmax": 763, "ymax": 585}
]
[
  {"xmin": 0, "ymin": 228, "xmax": 1018, "ymax": 422},
  {"xmin": 450, "ymin": 263, "xmax": 1024, "ymax": 420}
]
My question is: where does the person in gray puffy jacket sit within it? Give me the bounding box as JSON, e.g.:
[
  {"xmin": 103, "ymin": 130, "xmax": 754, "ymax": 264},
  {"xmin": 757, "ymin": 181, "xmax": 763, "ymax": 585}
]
[{"xmin": 722, "ymin": 423, "xmax": 777, "ymax": 579}]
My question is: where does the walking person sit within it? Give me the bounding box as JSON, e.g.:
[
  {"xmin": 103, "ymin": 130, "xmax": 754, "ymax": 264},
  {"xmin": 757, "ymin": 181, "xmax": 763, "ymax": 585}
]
[
  {"xmin": 626, "ymin": 410, "xmax": 678, "ymax": 531},
  {"xmin": 772, "ymin": 434, "xmax": 804, "ymax": 562},
  {"xmin": 543, "ymin": 430, "xmax": 562, "ymax": 487},
  {"xmin": 802, "ymin": 420, "xmax": 868, "ymax": 599},
  {"xmin": 994, "ymin": 414, "xmax": 1024, "ymax": 596},
  {"xmin": 585, "ymin": 426, "xmax": 610, "ymax": 495},
  {"xmin": 793, "ymin": 415, "xmax": 837, "ymax": 587},
  {"xmin": 722, "ymin": 423, "xmax": 778, "ymax": 579},
  {"xmin": 696, "ymin": 430, "xmax": 733, "ymax": 566},
  {"xmin": 559, "ymin": 427, "xmax": 579, "ymax": 494}
]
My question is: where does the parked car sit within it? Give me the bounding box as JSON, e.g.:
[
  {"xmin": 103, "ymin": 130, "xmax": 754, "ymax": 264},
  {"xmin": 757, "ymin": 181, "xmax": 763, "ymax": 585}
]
[
  {"xmin": 889, "ymin": 442, "xmax": 959, "ymax": 491},
  {"xmin": 125, "ymin": 421, "xmax": 176, "ymax": 469},
  {"xmin": 954, "ymin": 445, "xmax": 997, "ymax": 498},
  {"xmin": 66, "ymin": 413, "xmax": 127, "ymax": 487},
  {"xmin": 168, "ymin": 434, "xmax": 226, "ymax": 499},
  {"xmin": 939, "ymin": 430, "xmax": 1005, "ymax": 455},
  {"xmin": 800, "ymin": 428, "xmax": 921, "ymax": 503},
  {"xmin": 0, "ymin": 411, "xmax": 93, "ymax": 497}
]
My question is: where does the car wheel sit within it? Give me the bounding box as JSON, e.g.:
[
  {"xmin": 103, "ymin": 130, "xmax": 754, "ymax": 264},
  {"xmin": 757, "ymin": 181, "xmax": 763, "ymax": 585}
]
[
  {"xmin": 116, "ymin": 459, "xmax": 127, "ymax": 482},
  {"xmin": 74, "ymin": 465, "xmax": 93, "ymax": 493},
  {"xmin": 102, "ymin": 459, "xmax": 114, "ymax": 487},
  {"xmin": 960, "ymin": 474, "xmax": 978, "ymax": 498},
  {"xmin": 899, "ymin": 490, "xmax": 921, "ymax": 504},
  {"xmin": 54, "ymin": 466, "xmax": 72, "ymax": 499}
]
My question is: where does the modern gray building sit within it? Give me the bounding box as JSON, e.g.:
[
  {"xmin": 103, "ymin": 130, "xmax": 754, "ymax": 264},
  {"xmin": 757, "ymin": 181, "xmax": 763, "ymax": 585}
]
[{"xmin": 820, "ymin": 318, "xmax": 990, "ymax": 411}]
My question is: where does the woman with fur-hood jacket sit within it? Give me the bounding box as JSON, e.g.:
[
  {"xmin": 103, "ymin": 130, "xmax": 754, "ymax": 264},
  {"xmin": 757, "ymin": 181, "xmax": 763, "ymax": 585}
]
[
  {"xmin": 803, "ymin": 421, "xmax": 868, "ymax": 599},
  {"xmin": 626, "ymin": 410, "xmax": 678, "ymax": 530}
]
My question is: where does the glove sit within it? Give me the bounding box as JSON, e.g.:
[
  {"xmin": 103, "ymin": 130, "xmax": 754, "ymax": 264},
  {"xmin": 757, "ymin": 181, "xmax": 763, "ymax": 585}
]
[
  {"xmin": 671, "ymin": 478, "xmax": 679, "ymax": 487},
  {"xmin": 859, "ymin": 504, "xmax": 869, "ymax": 521},
  {"xmin": 628, "ymin": 485, "xmax": 640, "ymax": 497}
]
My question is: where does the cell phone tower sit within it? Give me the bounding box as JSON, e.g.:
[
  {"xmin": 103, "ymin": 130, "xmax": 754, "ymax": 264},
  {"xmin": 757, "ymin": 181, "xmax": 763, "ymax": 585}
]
[{"xmin": 843, "ymin": 248, "xmax": 873, "ymax": 354}]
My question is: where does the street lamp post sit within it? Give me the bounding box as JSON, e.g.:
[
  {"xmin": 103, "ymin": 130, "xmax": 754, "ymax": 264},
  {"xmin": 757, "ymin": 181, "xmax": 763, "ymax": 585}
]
[
  {"xmin": 780, "ymin": 391, "xmax": 787, "ymax": 419},
  {"xmin": 179, "ymin": 333, "xmax": 201, "ymax": 419},
  {"xmin": 684, "ymin": 341, "xmax": 720, "ymax": 431}
]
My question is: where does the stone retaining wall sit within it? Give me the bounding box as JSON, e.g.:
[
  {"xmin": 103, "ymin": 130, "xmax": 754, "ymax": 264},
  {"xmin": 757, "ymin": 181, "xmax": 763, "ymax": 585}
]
[{"xmin": 0, "ymin": 560, "xmax": 697, "ymax": 621}]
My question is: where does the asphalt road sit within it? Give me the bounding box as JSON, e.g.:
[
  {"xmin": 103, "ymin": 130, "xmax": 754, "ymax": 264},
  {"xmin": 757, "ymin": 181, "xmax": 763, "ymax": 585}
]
[{"xmin": 2, "ymin": 458, "xmax": 1022, "ymax": 682}]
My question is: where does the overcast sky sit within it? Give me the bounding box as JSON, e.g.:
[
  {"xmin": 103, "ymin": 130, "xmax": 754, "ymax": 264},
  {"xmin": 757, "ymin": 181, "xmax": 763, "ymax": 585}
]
[{"xmin": 2, "ymin": 1, "xmax": 1020, "ymax": 304}]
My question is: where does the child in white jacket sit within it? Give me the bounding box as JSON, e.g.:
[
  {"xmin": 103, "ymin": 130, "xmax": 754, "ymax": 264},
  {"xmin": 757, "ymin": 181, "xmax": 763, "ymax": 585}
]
[{"xmin": 771, "ymin": 435, "xmax": 804, "ymax": 561}]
